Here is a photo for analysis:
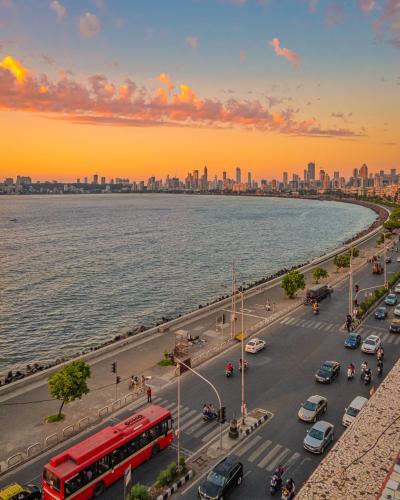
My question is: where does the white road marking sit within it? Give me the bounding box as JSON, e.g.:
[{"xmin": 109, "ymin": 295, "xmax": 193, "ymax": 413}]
[
  {"xmin": 303, "ymin": 320, "xmax": 314, "ymax": 328},
  {"xmin": 313, "ymin": 321, "xmax": 323, "ymax": 328},
  {"xmin": 202, "ymin": 425, "xmax": 224, "ymax": 442},
  {"xmin": 282, "ymin": 452, "xmax": 301, "ymax": 473},
  {"xmin": 257, "ymin": 444, "xmax": 282, "ymax": 468},
  {"xmin": 395, "ymin": 336, "xmax": 400, "ymax": 344},
  {"xmin": 266, "ymin": 447, "xmax": 291, "ymax": 472},
  {"xmin": 247, "ymin": 439, "xmax": 272, "ymax": 463},
  {"xmin": 235, "ymin": 435, "xmax": 263, "ymax": 457},
  {"xmin": 324, "ymin": 323, "xmax": 333, "ymax": 331},
  {"xmin": 387, "ymin": 335, "xmax": 395, "ymax": 344},
  {"xmin": 180, "ymin": 414, "xmax": 202, "ymax": 432}
]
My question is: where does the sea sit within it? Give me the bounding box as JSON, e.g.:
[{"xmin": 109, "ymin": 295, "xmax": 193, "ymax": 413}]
[{"xmin": 0, "ymin": 194, "xmax": 376, "ymax": 371}]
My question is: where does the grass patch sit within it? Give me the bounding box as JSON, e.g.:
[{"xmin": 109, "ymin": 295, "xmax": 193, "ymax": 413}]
[
  {"xmin": 158, "ymin": 359, "xmax": 174, "ymax": 367},
  {"xmin": 46, "ymin": 414, "xmax": 65, "ymax": 423}
]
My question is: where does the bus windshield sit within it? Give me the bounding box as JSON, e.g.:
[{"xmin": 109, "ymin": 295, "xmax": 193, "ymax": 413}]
[{"xmin": 44, "ymin": 467, "xmax": 61, "ymax": 492}]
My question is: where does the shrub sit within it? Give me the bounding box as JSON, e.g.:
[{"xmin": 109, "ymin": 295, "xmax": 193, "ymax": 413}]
[
  {"xmin": 157, "ymin": 462, "xmax": 178, "ymax": 488},
  {"xmin": 127, "ymin": 484, "xmax": 149, "ymax": 500}
]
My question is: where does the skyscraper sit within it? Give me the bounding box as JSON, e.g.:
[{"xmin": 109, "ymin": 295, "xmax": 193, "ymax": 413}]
[
  {"xmin": 247, "ymin": 171, "xmax": 252, "ymax": 188},
  {"xmin": 307, "ymin": 162, "xmax": 315, "ymax": 180},
  {"xmin": 101, "ymin": 176, "xmax": 106, "ymax": 185},
  {"xmin": 93, "ymin": 174, "xmax": 98, "ymax": 185},
  {"xmin": 222, "ymin": 171, "xmax": 227, "ymax": 181},
  {"xmin": 283, "ymin": 172, "xmax": 288, "ymax": 186},
  {"xmin": 236, "ymin": 167, "xmax": 241, "ymax": 184},
  {"xmin": 193, "ymin": 170, "xmax": 199, "ymax": 190},
  {"xmin": 360, "ymin": 163, "xmax": 368, "ymax": 179},
  {"xmin": 319, "ymin": 170, "xmax": 325, "ymax": 183}
]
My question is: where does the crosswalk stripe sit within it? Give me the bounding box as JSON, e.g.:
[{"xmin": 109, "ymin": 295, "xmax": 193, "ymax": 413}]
[
  {"xmin": 152, "ymin": 396, "xmax": 164, "ymax": 404},
  {"xmin": 185, "ymin": 417, "xmax": 207, "ymax": 434},
  {"xmin": 282, "ymin": 452, "xmax": 301, "ymax": 473},
  {"xmin": 381, "ymin": 333, "xmax": 390, "ymax": 342},
  {"xmin": 257, "ymin": 444, "xmax": 282, "ymax": 469},
  {"xmin": 180, "ymin": 414, "xmax": 202, "ymax": 432},
  {"xmin": 177, "ymin": 409, "xmax": 197, "ymax": 425},
  {"xmin": 171, "ymin": 406, "xmax": 192, "ymax": 419},
  {"xmin": 280, "ymin": 317, "xmax": 292, "ymax": 324},
  {"xmin": 286, "ymin": 318, "xmax": 296, "ymax": 325},
  {"xmin": 247, "ymin": 440, "xmax": 272, "ymax": 463},
  {"xmin": 298, "ymin": 320, "xmax": 308, "ymax": 327},
  {"xmin": 303, "ymin": 320, "xmax": 313, "ymax": 328},
  {"xmin": 163, "ymin": 401, "xmax": 177, "ymax": 410},
  {"xmin": 395, "ymin": 336, "xmax": 400, "ymax": 344},
  {"xmin": 201, "ymin": 425, "xmax": 223, "ymax": 442},
  {"xmin": 313, "ymin": 321, "xmax": 323, "ymax": 328},
  {"xmin": 324, "ymin": 324, "xmax": 333, "ymax": 331},
  {"xmin": 193, "ymin": 422, "xmax": 219, "ymax": 439},
  {"xmin": 236, "ymin": 436, "xmax": 263, "ymax": 457},
  {"xmin": 387, "ymin": 335, "xmax": 394, "ymax": 344},
  {"xmin": 266, "ymin": 448, "xmax": 291, "ymax": 472}
]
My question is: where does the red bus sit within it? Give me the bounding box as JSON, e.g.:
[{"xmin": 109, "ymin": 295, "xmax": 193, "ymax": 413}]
[{"xmin": 42, "ymin": 405, "xmax": 173, "ymax": 499}]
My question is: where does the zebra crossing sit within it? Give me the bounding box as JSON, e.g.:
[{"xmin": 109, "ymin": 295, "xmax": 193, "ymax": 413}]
[
  {"xmin": 235, "ymin": 435, "xmax": 308, "ymax": 474},
  {"xmin": 279, "ymin": 316, "xmax": 340, "ymax": 332},
  {"xmin": 358, "ymin": 327, "xmax": 400, "ymax": 345},
  {"xmin": 151, "ymin": 395, "xmax": 223, "ymax": 442}
]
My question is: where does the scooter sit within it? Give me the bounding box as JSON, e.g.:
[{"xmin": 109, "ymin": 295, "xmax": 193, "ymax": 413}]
[
  {"xmin": 313, "ymin": 308, "xmax": 319, "ymax": 315},
  {"xmin": 269, "ymin": 474, "xmax": 282, "ymax": 496},
  {"xmin": 226, "ymin": 368, "xmax": 234, "ymax": 378},
  {"xmin": 363, "ymin": 371, "xmax": 372, "ymax": 385},
  {"xmin": 203, "ymin": 411, "xmax": 218, "ymax": 422}
]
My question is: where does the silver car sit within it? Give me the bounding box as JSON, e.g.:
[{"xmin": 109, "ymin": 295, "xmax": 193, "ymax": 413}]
[
  {"xmin": 298, "ymin": 395, "xmax": 328, "ymax": 423},
  {"xmin": 303, "ymin": 420, "xmax": 334, "ymax": 454}
]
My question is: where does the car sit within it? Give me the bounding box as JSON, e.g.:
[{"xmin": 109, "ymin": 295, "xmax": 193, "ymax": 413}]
[
  {"xmin": 315, "ymin": 361, "xmax": 340, "ymax": 383},
  {"xmin": 394, "ymin": 304, "xmax": 400, "ymax": 317},
  {"xmin": 245, "ymin": 338, "xmax": 266, "ymax": 354},
  {"xmin": 361, "ymin": 334, "xmax": 382, "ymax": 354},
  {"xmin": 342, "ymin": 396, "xmax": 368, "ymax": 427},
  {"xmin": 395, "ymin": 283, "xmax": 400, "ymax": 294},
  {"xmin": 0, "ymin": 483, "xmax": 41, "ymax": 500},
  {"xmin": 386, "ymin": 257, "xmax": 392, "ymax": 264},
  {"xmin": 198, "ymin": 456, "xmax": 243, "ymax": 499},
  {"xmin": 390, "ymin": 318, "xmax": 400, "ymax": 333},
  {"xmin": 385, "ymin": 294, "xmax": 397, "ymax": 306},
  {"xmin": 374, "ymin": 307, "xmax": 387, "ymax": 319},
  {"xmin": 298, "ymin": 395, "xmax": 328, "ymax": 423},
  {"xmin": 303, "ymin": 420, "xmax": 334, "ymax": 454},
  {"xmin": 344, "ymin": 333, "xmax": 362, "ymax": 349}
]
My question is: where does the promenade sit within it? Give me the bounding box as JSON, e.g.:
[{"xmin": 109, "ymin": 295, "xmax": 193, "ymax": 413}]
[{"xmin": 0, "ymin": 210, "xmax": 388, "ymax": 472}]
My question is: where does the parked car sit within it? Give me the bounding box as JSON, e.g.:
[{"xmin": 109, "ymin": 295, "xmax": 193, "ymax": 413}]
[
  {"xmin": 303, "ymin": 421, "xmax": 334, "ymax": 454},
  {"xmin": 315, "ymin": 361, "xmax": 340, "ymax": 383},
  {"xmin": 374, "ymin": 307, "xmax": 387, "ymax": 319},
  {"xmin": 0, "ymin": 484, "xmax": 41, "ymax": 500},
  {"xmin": 342, "ymin": 396, "xmax": 368, "ymax": 427},
  {"xmin": 390, "ymin": 319, "xmax": 400, "ymax": 333},
  {"xmin": 198, "ymin": 456, "xmax": 243, "ymax": 499},
  {"xmin": 385, "ymin": 294, "xmax": 397, "ymax": 306},
  {"xmin": 394, "ymin": 283, "xmax": 400, "ymax": 294},
  {"xmin": 298, "ymin": 395, "xmax": 328, "ymax": 423},
  {"xmin": 344, "ymin": 333, "xmax": 362, "ymax": 349},
  {"xmin": 361, "ymin": 334, "xmax": 382, "ymax": 354},
  {"xmin": 245, "ymin": 338, "xmax": 266, "ymax": 354}
]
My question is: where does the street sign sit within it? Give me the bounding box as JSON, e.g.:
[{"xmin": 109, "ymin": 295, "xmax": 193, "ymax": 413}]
[{"xmin": 125, "ymin": 465, "xmax": 131, "ymax": 486}]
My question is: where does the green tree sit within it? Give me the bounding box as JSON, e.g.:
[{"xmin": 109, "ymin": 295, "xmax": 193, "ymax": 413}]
[
  {"xmin": 48, "ymin": 360, "xmax": 91, "ymax": 419},
  {"xmin": 333, "ymin": 254, "xmax": 349, "ymax": 272},
  {"xmin": 127, "ymin": 484, "xmax": 149, "ymax": 500},
  {"xmin": 312, "ymin": 267, "xmax": 329, "ymax": 284},
  {"xmin": 281, "ymin": 270, "xmax": 306, "ymax": 299}
]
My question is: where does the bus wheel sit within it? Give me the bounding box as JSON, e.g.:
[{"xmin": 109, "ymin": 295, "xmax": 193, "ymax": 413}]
[
  {"xmin": 151, "ymin": 444, "xmax": 160, "ymax": 458},
  {"xmin": 93, "ymin": 481, "xmax": 105, "ymax": 498}
]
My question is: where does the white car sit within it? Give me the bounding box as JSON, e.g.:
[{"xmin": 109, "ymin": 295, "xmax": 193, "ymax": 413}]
[
  {"xmin": 395, "ymin": 283, "xmax": 400, "ymax": 294},
  {"xmin": 394, "ymin": 304, "xmax": 400, "ymax": 317},
  {"xmin": 342, "ymin": 396, "xmax": 368, "ymax": 427},
  {"xmin": 361, "ymin": 334, "xmax": 381, "ymax": 354},
  {"xmin": 245, "ymin": 338, "xmax": 266, "ymax": 353}
]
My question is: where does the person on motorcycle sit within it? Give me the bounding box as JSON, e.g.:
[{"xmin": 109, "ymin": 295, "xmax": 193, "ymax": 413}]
[
  {"xmin": 348, "ymin": 362, "xmax": 355, "ymax": 375},
  {"xmin": 285, "ymin": 478, "xmax": 295, "ymax": 499},
  {"xmin": 377, "ymin": 359, "xmax": 383, "ymax": 377},
  {"xmin": 226, "ymin": 362, "xmax": 233, "ymax": 374},
  {"xmin": 203, "ymin": 404, "xmax": 210, "ymax": 417},
  {"xmin": 274, "ymin": 465, "xmax": 284, "ymax": 478},
  {"xmin": 377, "ymin": 346, "xmax": 384, "ymax": 360},
  {"xmin": 361, "ymin": 361, "xmax": 367, "ymax": 372},
  {"xmin": 239, "ymin": 358, "xmax": 248, "ymax": 370}
]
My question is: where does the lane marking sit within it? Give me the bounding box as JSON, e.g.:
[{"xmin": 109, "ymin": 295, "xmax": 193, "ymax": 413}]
[
  {"xmin": 235, "ymin": 435, "xmax": 263, "ymax": 457},
  {"xmin": 282, "ymin": 452, "xmax": 301, "ymax": 473},
  {"xmin": 266, "ymin": 447, "xmax": 291, "ymax": 472},
  {"xmin": 257, "ymin": 444, "xmax": 282, "ymax": 469},
  {"xmin": 247, "ymin": 439, "xmax": 272, "ymax": 463},
  {"xmin": 202, "ymin": 425, "xmax": 224, "ymax": 442}
]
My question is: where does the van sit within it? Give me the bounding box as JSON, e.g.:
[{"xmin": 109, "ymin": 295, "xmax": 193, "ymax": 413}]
[
  {"xmin": 304, "ymin": 284, "xmax": 332, "ymax": 304},
  {"xmin": 342, "ymin": 396, "xmax": 368, "ymax": 427}
]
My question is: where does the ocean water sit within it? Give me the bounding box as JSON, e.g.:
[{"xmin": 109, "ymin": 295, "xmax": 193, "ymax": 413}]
[{"xmin": 0, "ymin": 194, "xmax": 376, "ymax": 370}]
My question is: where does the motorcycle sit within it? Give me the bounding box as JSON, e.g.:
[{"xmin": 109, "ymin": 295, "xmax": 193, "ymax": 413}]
[
  {"xmin": 239, "ymin": 361, "xmax": 248, "ymax": 372},
  {"xmin": 203, "ymin": 411, "xmax": 218, "ymax": 422},
  {"xmin": 363, "ymin": 371, "xmax": 372, "ymax": 385},
  {"xmin": 226, "ymin": 367, "xmax": 234, "ymax": 378},
  {"xmin": 313, "ymin": 308, "xmax": 319, "ymax": 315},
  {"xmin": 377, "ymin": 365, "xmax": 383, "ymax": 377},
  {"xmin": 347, "ymin": 368, "xmax": 354, "ymax": 380},
  {"xmin": 281, "ymin": 487, "xmax": 295, "ymax": 500},
  {"xmin": 269, "ymin": 474, "xmax": 282, "ymax": 496}
]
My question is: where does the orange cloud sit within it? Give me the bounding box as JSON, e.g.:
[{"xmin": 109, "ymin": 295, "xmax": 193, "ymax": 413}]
[
  {"xmin": 269, "ymin": 37, "xmax": 300, "ymax": 66},
  {"xmin": 158, "ymin": 72, "xmax": 174, "ymax": 91},
  {"xmin": 0, "ymin": 55, "xmax": 361, "ymax": 138}
]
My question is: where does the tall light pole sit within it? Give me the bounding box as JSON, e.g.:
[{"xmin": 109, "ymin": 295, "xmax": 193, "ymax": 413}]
[
  {"xmin": 177, "ymin": 362, "xmax": 181, "ymax": 470},
  {"xmin": 384, "ymin": 232, "xmax": 387, "ymax": 289},
  {"xmin": 175, "ymin": 357, "xmax": 224, "ymax": 450},
  {"xmin": 231, "ymin": 262, "xmax": 237, "ymax": 340},
  {"xmin": 241, "ymin": 290, "xmax": 246, "ymax": 425},
  {"xmin": 348, "ymin": 247, "xmax": 353, "ymax": 315}
]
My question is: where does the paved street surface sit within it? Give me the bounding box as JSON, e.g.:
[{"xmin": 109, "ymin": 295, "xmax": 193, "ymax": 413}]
[{"xmin": 1, "ymin": 234, "xmax": 400, "ymax": 499}]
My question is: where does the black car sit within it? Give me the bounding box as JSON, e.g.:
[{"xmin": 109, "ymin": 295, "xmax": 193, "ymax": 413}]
[
  {"xmin": 315, "ymin": 361, "xmax": 340, "ymax": 384},
  {"xmin": 198, "ymin": 456, "xmax": 243, "ymax": 499}
]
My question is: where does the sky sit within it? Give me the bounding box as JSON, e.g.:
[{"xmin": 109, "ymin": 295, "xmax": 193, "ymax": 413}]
[{"xmin": 0, "ymin": 0, "xmax": 399, "ymax": 181}]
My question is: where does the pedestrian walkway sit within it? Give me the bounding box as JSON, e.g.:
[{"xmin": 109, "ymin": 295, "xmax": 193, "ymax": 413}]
[
  {"xmin": 359, "ymin": 328, "xmax": 400, "ymax": 345},
  {"xmin": 279, "ymin": 316, "xmax": 341, "ymax": 332},
  {"xmin": 235, "ymin": 435, "xmax": 310, "ymax": 475}
]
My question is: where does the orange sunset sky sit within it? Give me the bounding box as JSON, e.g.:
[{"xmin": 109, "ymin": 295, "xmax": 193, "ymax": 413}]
[{"xmin": 0, "ymin": 0, "xmax": 399, "ymax": 182}]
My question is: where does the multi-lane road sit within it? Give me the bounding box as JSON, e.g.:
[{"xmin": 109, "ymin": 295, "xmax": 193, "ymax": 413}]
[{"xmin": 2, "ymin": 243, "xmax": 400, "ymax": 499}]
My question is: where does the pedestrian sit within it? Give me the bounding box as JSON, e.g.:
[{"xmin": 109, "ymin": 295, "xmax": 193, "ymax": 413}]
[
  {"xmin": 147, "ymin": 386, "xmax": 152, "ymax": 403},
  {"xmin": 353, "ymin": 307, "xmax": 358, "ymax": 319},
  {"xmin": 377, "ymin": 359, "xmax": 383, "ymax": 377},
  {"xmin": 141, "ymin": 374, "xmax": 146, "ymax": 391},
  {"xmin": 272, "ymin": 302, "xmax": 276, "ymax": 313},
  {"xmin": 266, "ymin": 300, "xmax": 271, "ymax": 312}
]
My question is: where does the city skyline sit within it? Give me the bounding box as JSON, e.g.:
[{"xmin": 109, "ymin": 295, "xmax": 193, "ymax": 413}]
[{"xmin": 0, "ymin": 0, "xmax": 399, "ymax": 180}]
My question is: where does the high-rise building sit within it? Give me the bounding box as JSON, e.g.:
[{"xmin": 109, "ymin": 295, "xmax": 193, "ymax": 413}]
[
  {"xmin": 283, "ymin": 172, "xmax": 288, "ymax": 186},
  {"xmin": 247, "ymin": 171, "xmax": 252, "ymax": 188},
  {"xmin": 360, "ymin": 163, "xmax": 368, "ymax": 179},
  {"xmin": 319, "ymin": 170, "xmax": 325, "ymax": 183},
  {"xmin": 353, "ymin": 168, "xmax": 358, "ymax": 179},
  {"xmin": 236, "ymin": 167, "xmax": 241, "ymax": 184},
  {"xmin": 93, "ymin": 174, "xmax": 98, "ymax": 185},
  {"xmin": 84, "ymin": 177, "xmax": 88, "ymax": 184},
  {"xmin": 307, "ymin": 162, "xmax": 315, "ymax": 180},
  {"xmin": 101, "ymin": 176, "xmax": 106, "ymax": 185},
  {"xmin": 222, "ymin": 171, "xmax": 227, "ymax": 181},
  {"xmin": 193, "ymin": 170, "xmax": 199, "ymax": 190},
  {"xmin": 77, "ymin": 178, "xmax": 80, "ymax": 184},
  {"xmin": 303, "ymin": 170, "xmax": 309, "ymax": 183},
  {"xmin": 333, "ymin": 171, "xmax": 339, "ymax": 179}
]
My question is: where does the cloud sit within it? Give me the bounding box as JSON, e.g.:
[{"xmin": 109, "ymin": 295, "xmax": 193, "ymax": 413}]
[
  {"xmin": 49, "ymin": 1, "xmax": 66, "ymax": 21},
  {"xmin": 374, "ymin": 0, "xmax": 400, "ymax": 47},
  {"xmin": 79, "ymin": 12, "xmax": 101, "ymax": 38},
  {"xmin": 185, "ymin": 36, "xmax": 198, "ymax": 50},
  {"xmin": 331, "ymin": 111, "xmax": 345, "ymax": 119},
  {"xmin": 325, "ymin": 1, "xmax": 344, "ymax": 26},
  {"xmin": 239, "ymin": 49, "xmax": 247, "ymax": 63},
  {"xmin": 0, "ymin": 55, "xmax": 362, "ymax": 138},
  {"xmin": 269, "ymin": 37, "xmax": 300, "ymax": 66},
  {"xmin": 358, "ymin": 0, "xmax": 376, "ymax": 12}
]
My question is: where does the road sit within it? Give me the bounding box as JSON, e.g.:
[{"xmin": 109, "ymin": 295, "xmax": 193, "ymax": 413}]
[{"xmin": 1, "ymin": 241, "xmax": 399, "ymax": 499}]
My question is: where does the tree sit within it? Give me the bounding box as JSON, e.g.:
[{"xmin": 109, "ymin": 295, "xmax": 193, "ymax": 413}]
[
  {"xmin": 48, "ymin": 360, "xmax": 91, "ymax": 419},
  {"xmin": 127, "ymin": 484, "xmax": 149, "ymax": 500},
  {"xmin": 281, "ymin": 270, "xmax": 306, "ymax": 299},
  {"xmin": 312, "ymin": 267, "xmax": 329, "ymax": 284},
  {"xmin": 333, "ymin": 254, "xmax": 349, "ymax": 272}
]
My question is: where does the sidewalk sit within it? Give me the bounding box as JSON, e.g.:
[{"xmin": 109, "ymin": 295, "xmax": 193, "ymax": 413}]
[{"xmin": 0, "ymin": 223, "xmax": 388, "ymax": 470}]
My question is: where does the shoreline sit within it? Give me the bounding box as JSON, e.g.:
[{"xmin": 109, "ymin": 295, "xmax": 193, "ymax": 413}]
[{"xmin": 0, "ymin": 196, "xmax": 385, "ymax": 383}]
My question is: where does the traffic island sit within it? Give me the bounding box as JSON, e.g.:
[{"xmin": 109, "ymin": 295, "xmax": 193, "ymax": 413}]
[
  {"xmin": 239, "ymin": 408, "xmax": 272, "ymax": 436},
  {"xmin": 153, "ymin": 470, "xmax": 194, "ymax": 500}
]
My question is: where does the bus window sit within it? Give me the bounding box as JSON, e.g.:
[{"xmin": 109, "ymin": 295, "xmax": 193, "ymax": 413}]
[
  {"xmin": 149, "ymin": 423, "xmax": 161, "ymax": 441},
  {"xmin": 43, "ymin": 468, "xmax": 61, "ymax": 493}
]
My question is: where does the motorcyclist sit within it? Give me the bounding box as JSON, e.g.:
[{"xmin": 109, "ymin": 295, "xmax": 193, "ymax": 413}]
[
  {"xmin": 377, "ymin": 359, "xmax": 383, "ymax": 377},
  {"xmin": 239, "ymin": 358, "xmax": 248, "ymax": 370},
  {"xmin": 226, "ymin": 362, "xmax": 233, "ymax": 374},
  {"xmin": 361, "ymin": 361, "xmax": 367, "ymax": 373},
  {"xmin": 364, "ymin": 367, "xmax": 372, "ymax": 383},
  {"xmin": 377, "ymin": 346, "xmax": 384, "ymax": 360},
  {"xmin": 348, "ymin": 362, "xmax": 355, "ymax": 376},
  {"xmin": 285, "ymin": 478, "xmax": 295, "ymax": 499},
  {"xmin": 346, "ymin": 314, "xmax": 352, "ymax": 332},
  {"xmin": 274, "ymin": 466, "xmax": 284, "ymax": 478},
  {"xmin": 203, "ymin": 404, "xmax": 210, "ymax": 417}
]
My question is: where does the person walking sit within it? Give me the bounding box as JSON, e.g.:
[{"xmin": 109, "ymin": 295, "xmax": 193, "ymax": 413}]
[
  {"xmin": 141, "ymin": 375, "xmax": 146, "ymax": 392},
  {"xmin": 377, "ymin": 359, "xmax": 383, "ymax": 377},
  {"xmin": 146, "ymin": 386, "xmax": 152, "ymax": 403},
  {"xmin": 265, "ymin": 300, "xmax": 271, "ymax": 312}
]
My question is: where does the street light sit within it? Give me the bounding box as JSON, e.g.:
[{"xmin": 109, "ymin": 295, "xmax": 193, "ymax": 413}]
[
  {"xmin": 241, "ymin": 291, "xmax": 246, "ymax": 425},
  {"xmin": 175, "ymin": 357, "xmax": 224, "ymax": 450}
]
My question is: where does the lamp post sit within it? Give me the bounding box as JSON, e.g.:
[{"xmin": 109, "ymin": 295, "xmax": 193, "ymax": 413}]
[
  {"xmin": 231, "ymin": 262, "xmax": 237, "ymax": 340},
  {"xmin": 384, "ymin": 232, "xmax": 387, "ymax": 289},
  {"xmin": 241, "ymin": 290, "xmax": 246, "ymax": 425},
  {"xmin": 175, "ymin": 357, "xmax": 223, "ymax": 450},
  {"xmin": 348, "ymin": 247, "xmax": 353, "ymax": 315},
  {"xmin": 177, "ymin": 362, "xmax": 181, "ymax": 470}
]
